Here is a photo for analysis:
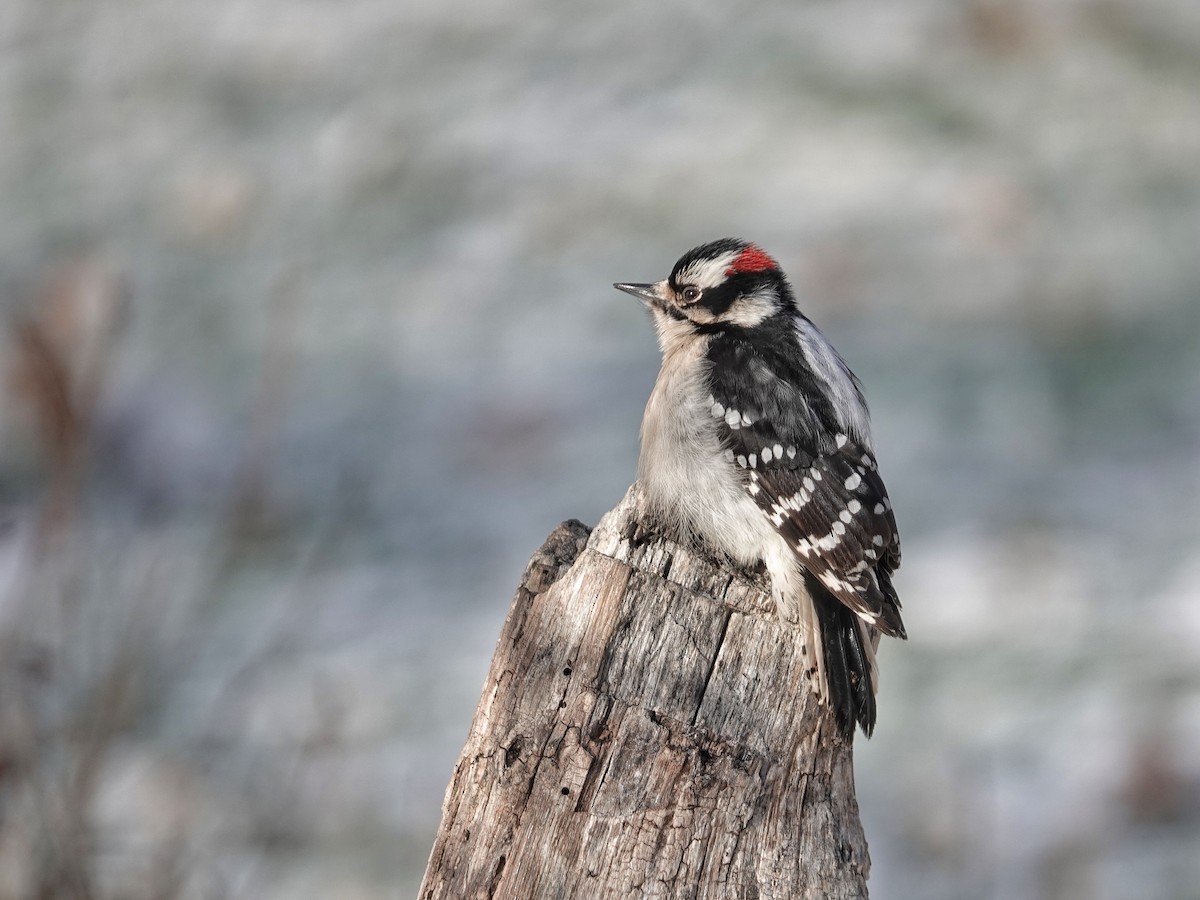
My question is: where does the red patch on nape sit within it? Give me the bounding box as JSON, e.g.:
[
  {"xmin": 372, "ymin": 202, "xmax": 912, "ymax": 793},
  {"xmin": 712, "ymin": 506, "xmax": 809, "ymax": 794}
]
[{"xmin": 725, "ymin": 245, "xmax": 778, "ymax": 275}]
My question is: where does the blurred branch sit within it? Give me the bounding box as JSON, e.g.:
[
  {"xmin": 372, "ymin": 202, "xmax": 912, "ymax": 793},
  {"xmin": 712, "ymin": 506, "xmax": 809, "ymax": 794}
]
[
  {"xmin": 0, "ymin": 256, "xmax": 320, "ymax": 900},
  {"xmin": 225, "ymin": 268, "xmax": 304, "ymax": 546},
  {"xmin": 4, "ymin": 255, "xmax": 129, "ymax": 545}
]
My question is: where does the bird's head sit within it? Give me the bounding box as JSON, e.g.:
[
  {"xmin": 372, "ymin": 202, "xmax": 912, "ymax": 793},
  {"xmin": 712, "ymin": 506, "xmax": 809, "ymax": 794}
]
[{"xmin": 615, "ymin": 238, "xmax": 795, "ymax": 338}]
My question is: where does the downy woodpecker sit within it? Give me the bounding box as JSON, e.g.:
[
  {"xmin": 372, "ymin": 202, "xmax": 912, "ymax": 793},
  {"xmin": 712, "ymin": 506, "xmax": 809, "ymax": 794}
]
[{"xmin": 615, "ymin": 238, "xmax": 905, "ymax": 739}]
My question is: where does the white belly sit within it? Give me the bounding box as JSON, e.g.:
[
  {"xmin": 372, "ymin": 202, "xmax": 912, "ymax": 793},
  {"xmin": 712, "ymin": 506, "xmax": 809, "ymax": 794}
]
[{"xmin": 637, "ymin": 339, "xmax": 774, "ymax": 567}]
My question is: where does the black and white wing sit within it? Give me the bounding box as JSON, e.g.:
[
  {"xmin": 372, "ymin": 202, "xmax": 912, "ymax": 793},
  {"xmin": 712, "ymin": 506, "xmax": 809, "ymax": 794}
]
[
  {"xmin": 705, "ymin": 334, "xmax": 904, "ymax": 637},
  {"xmin": 705, "ymin": 331, "xmax": 904, "ymax": 736}
]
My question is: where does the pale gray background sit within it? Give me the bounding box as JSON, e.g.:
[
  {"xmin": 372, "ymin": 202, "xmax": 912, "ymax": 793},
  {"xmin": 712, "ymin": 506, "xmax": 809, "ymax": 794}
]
[{"xmin": 1, "ymin": 1, "xmax": 1198, "ymax": 898}]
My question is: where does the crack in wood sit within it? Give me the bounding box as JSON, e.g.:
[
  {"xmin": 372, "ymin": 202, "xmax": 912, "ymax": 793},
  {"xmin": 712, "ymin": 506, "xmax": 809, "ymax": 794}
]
[
  {"xmin": 691, "ymin": 608, "xmax": 732, "ymax": 726},
  {"xmin": 418, "ymin": 487, "xmax": 871, "ymax": 899}
]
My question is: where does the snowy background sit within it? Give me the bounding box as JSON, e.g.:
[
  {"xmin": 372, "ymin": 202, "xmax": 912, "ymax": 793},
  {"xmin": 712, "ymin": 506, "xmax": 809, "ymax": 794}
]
[{"xmin": 1, "ymin": 1, "xmax": 1198, "ymax": 898}]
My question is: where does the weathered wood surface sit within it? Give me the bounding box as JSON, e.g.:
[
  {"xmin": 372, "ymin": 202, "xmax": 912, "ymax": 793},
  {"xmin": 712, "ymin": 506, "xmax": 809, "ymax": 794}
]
[{"xmin": 419, "ymin": 484, "xmax": 870, "ymax": 899}]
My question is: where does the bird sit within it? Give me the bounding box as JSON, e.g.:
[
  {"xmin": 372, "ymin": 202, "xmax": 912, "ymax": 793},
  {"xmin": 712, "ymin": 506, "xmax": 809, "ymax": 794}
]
[{"xmin": 614, "ymin": 238, "xmax": 905, "ymax": 740}]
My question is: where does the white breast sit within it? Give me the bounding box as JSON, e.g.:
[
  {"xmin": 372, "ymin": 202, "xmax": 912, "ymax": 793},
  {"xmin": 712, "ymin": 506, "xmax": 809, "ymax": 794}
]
[{"xmin": 637, "ymin": 333, "xmax": 776, "ymax": 566}]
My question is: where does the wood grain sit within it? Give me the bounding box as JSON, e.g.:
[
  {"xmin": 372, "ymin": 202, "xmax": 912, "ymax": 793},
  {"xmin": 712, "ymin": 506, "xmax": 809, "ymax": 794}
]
[{"xmin": 419, "ymin": 484, "xmax": 869, "ymax": 899}]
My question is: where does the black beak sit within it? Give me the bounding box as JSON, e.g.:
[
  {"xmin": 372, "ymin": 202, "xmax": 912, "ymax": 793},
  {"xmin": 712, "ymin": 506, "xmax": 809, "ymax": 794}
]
[{"xmin": 613, "ymin": 282, "xmax": 660, "ymax": 304}]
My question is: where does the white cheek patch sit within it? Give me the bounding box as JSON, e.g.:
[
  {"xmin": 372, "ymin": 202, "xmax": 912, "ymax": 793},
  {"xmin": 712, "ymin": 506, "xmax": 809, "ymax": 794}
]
[
  {"xmin": 722, "ymin": 286, "xmax": 779, "ymax": 328},
  {"xmin": 685, "ymin": 304, "xmax": 720, "ymax": 325}
]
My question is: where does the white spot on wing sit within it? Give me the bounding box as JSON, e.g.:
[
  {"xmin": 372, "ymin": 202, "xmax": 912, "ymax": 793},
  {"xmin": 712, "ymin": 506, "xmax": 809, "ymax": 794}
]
[
  {"xmin": 819, "ymin": 571, "xmax": 858, "ymax": 596},
  {"xmin": 725, "ymin": 408, "xmax": 741, "ymax": 429},
  {"xmin": 761, "ymin": 446, "xmax": 772, "ymax": 463},
  {"xmin": 844, "ymin": 472, "xmax": 861, "ymax": 491}
]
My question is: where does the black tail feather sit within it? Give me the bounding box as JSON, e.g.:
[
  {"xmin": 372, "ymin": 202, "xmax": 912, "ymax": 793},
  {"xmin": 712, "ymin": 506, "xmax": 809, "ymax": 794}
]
[
  {"xmin": 808, "ymin": 574, "xmax": 877, "ymax": 741},
  {"xmin": 844, "ymin": 617, "xmax": 877, "ymax": 738},
  {"xmin": 877, "ymin": 567, "xmax": 907, "ymax": 640}
]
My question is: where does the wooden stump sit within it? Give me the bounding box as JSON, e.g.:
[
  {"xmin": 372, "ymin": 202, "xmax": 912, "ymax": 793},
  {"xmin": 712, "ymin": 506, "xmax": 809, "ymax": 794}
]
[{"xmin": 419, "ymin": 484, "xmax": 870, "ymax": 899}]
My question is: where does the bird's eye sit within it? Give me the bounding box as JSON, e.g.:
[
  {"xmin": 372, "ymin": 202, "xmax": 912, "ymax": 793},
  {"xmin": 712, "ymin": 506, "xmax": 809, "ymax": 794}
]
[{"xmin": 680, "ymin": 286, "xmax": 701, "ymax": 303}]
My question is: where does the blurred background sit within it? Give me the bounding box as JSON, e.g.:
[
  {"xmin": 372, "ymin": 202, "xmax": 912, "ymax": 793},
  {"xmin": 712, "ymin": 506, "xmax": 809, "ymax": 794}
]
[{"xmin": 1, "ymin": 0, "xmax": 1198, "ymax": 898}]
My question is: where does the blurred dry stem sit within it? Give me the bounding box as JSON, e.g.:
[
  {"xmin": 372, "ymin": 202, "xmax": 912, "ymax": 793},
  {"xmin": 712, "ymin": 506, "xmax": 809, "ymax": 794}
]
[
  {"xmin": 0, "ymin": 258, "xmax": 328, "ymax": 900},
  {"xmin": 225, "ymin": 269, "xmax": 304, "ymax": 547},
  {"xmin": 6, "ymin": 256, "xmax": 129, "ymax": 543}
]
